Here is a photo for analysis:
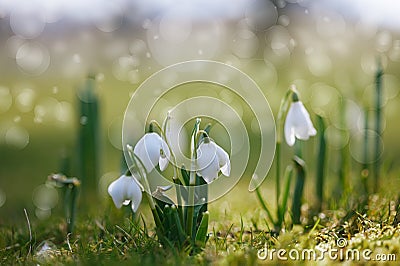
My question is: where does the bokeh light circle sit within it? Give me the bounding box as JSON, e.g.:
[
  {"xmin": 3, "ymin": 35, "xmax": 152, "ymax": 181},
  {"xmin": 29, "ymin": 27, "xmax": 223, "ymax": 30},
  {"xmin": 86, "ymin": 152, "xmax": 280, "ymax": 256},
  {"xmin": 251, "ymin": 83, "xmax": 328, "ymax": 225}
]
[
  {"xmin": 0, "ymin": 87, "xmax": 12, "ymax": 113},
  {"xmin": 10, "ymin": 5, "xmax": 45, "ymax": 39},
  {"xmin": 349, "ymin": 130, "xmax": 384, "ymax": 164},
  {"xmin": 16, "ymin": 42, "xmax": 50, "ymax": 76}
]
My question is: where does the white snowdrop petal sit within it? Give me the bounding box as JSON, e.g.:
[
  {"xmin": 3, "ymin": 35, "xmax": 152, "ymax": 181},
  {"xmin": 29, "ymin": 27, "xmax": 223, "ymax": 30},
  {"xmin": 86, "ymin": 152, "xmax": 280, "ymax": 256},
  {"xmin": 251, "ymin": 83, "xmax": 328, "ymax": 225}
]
[
  {"xmin": 108, "ymin": 179, "xmax": 124, "ymax": 208},
  {"xmin": 308, "ymin": 127, "xmax": 317, "ymax": 136},
  {"xmin": 126, "ymin": 178, "xmax": 142, "ymax": 212},
  {"xmin": 159, "ymin": 156, "xmax": 169, "ymax": 171},
  {"xmin": 197, "ymin": 142, "xmax": 216, "ymax": 171},
  {"xmin": 197, "ymin": 142, "xmax": 220, "ymax": 183},
  {"xmin": 198, "ymin": 160, "xmax": 219, "ymax": 183},
  {"xmin": 216, "ymin": 145, "xmax": 231, "ymax": 176},
  {"xmin": 134, "ymin": 133, "xmax": 163, "ymax": 172},
  {"xmin": 284, "ymin": 108, "xmax": 296, "ymax": 146},
  {"xmin": 284, "ymin": 101, "xmax": 316, "ymax": 146},
  {"xmin": 158, "ymin": 137, "xmax": 170, "ymax": 171},
  {"xmin": 108, "ymin": 175, "xmax": 142, "ymax": 212}
]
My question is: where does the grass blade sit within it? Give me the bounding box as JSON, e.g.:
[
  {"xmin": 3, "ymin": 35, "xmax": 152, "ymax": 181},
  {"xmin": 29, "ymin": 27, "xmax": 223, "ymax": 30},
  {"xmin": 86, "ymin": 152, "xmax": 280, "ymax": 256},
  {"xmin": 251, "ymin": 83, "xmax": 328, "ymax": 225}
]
[{"xmin": 195, "ymin": 211, "xmax": 209, "ymax": 247}]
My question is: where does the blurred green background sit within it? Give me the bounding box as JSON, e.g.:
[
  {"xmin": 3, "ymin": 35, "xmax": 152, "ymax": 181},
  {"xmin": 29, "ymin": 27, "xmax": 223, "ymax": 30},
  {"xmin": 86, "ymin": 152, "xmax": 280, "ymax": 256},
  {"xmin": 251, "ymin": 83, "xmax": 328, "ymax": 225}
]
[{"xmin": 1, "ymin": 0, "xmax": 400, "ymax": 224}]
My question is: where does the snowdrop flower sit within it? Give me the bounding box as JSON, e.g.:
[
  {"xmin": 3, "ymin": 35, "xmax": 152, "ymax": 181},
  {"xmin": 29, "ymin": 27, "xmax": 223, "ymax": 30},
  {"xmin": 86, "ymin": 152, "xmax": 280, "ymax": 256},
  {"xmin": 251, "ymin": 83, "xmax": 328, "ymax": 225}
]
[
  {"xmin": 108, "ymin": 174, "xmax": 142, "ymax": 212},
  {"xmin": 284, "ymin": 94, "xmax": 317, "ymax": 146},
  {"xmin": 134, "ymin": 132, "xmax": 170, "ymax": 173},
  {"xmin": 196, "ymin": 138, "xmax": 230, "ymax": 183}
]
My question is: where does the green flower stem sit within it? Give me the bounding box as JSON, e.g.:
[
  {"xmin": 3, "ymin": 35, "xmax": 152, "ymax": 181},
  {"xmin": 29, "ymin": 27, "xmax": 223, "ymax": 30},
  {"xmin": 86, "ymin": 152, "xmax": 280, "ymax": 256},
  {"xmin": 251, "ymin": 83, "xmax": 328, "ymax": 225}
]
[
  {"xmin": 315, "ymin": 116, "xmax": 326, "ymax": 212},
  {"xmin": 155, "ymin": 118, "xmax": 185, "ymax": 224},
  {"xmin": 127, "ymin": 147, "xmax": 164, "ymax": 234},
  {"xmin": 335, "ymin": 100, "xmax": 347, "ymax": 199},
  {"xmin": 275, "ymin": 141, "xmax": 281, "ymax": 219},
  {"xmin": 292, "ymin": 155, "xmax": 306, "ymax": 225},
  {"xmin": 278, "ymin": 165, "xmax": 293, "ymax": 227},
  {"xmin": 273, "ymin": 87, "xmax": 294, "ymax": 230},
  {"xmin": 186, "ymin": 118, "xmax": 201, "ymax": 240},
  {"xmin": 374, "ymin": 60, "xmax": 383, "ymax": 192},
  {"xmin": 78, "ymin": 75, "xmax": 100, "ymax": 199},
  {"xmin": 361, "ymin": 107, "xmax": 369, "ymax": 194},
  {"xmin": 68, "ymin": 185, "xmax": 79, "ymax": 234}
]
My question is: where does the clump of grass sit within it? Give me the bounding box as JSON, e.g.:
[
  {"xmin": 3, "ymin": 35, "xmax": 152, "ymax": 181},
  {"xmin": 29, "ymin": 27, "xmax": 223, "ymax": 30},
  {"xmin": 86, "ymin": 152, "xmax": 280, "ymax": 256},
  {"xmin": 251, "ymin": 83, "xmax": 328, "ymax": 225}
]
[{"xmin": 1, "ymin": 193, "xmax": 400, "ymax": 265}]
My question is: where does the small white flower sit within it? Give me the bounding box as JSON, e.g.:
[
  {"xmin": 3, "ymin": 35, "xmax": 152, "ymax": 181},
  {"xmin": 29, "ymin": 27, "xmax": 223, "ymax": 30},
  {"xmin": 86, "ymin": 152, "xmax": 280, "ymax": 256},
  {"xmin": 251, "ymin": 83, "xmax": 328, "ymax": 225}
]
[
  {"xmin": 196, "ymin": 139, "xmax": 230, "ymax": 183},
  {"xmin": 108, "ymin": 174, "xmax": 142, "ymax": 212},
  {"xmin": 284, "ymin": 101, "xmax": 317, "ymax": 146},
  {"xmin": 134, "ymin": 132, "xmax": 170, "ymax": 173}
]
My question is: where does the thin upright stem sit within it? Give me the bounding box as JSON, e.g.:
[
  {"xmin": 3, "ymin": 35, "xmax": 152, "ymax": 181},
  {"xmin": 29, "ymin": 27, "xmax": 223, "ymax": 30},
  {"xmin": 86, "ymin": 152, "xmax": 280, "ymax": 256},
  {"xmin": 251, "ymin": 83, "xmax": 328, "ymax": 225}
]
[
  {"xmin": 186, "ymin": 118, "xmax": 200, "ymax": 240},
  {"xmin": 374, "ymin": 61, "xmax": 383, "ymax": 192},
  {"xmin": 275, "ymin": 141, "xmax": 281, "ymax": 221}
]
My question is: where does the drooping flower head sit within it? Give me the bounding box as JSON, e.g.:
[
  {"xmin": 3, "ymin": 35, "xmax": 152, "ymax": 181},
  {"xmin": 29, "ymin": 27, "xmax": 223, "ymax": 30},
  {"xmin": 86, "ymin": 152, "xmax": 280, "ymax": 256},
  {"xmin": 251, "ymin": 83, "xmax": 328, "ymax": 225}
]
[
  {"xmin": 108, "ymin": 173, "xmax": 142, "ymax": 212},
  {"xmin": 133, "ymin": 132, "xmax": 170, "ymax": 173},
  {"xmin": 196, "ymin": 138, "xmax": 230, "ymax": 183},
  {"xmin": 284, "ymin": 92, "xmax": 317, "ymax": 146}
]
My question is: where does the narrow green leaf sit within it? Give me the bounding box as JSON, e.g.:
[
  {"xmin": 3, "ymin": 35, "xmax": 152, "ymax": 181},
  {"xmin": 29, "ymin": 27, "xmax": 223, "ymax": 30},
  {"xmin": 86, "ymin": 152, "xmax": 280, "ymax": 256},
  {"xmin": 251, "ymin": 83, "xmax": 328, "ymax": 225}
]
[
  {"xmin": 171, "ymin": 205, "xmax": 186, "ymax": 245},
  {"xmin": 255, "ymin": 188, "xmax": 276, "ymax": 226},
  {"xmin": 292, "ymin": 156, "xmax": 306, "ymax": 225},
  {"xmin": 279, "ymin": 165, "xmax": 293, "ymax": 225},
  {"xmin": 195, "ymin": 211, "xmax": 209, "ymax": 246}
]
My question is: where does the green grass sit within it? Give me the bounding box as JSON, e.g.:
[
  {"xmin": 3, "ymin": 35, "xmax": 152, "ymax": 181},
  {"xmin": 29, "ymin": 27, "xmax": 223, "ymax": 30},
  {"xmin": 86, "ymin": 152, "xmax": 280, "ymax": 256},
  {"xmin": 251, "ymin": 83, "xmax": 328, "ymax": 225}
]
[{"xmin": 1, "ymin": 179, "xmax": 400, "ymax": 265}]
